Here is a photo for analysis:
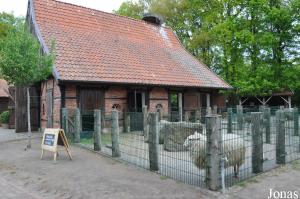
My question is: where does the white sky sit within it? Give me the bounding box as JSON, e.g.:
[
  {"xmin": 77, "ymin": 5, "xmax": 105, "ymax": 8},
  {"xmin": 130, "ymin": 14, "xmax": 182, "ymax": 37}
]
[{"xmin": 0, "ymin": 0, "xmax": 127, "ymax": 17}]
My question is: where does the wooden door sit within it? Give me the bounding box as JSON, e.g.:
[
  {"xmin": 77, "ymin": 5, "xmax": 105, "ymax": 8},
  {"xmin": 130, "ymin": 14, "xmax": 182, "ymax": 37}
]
[
  {"xmin": 80, "ymin": 88, "xmax": 103, "ymax": 133},
  {"xmin": 128, "ymin": 91, "xmax": 144, "ymax": 131},
  {"xmin": 46, "ymin": 89, "xmax": 53, "ymax": 128}
]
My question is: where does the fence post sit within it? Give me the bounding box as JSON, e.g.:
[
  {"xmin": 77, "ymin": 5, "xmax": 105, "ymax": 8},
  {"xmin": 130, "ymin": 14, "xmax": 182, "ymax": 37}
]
[
  {"xmin": 196, "ymin": 108, "xmax": 201, "ymax": 123},
  {"xmin": 227, "ymin": 108, "xmax": 232, "ymax": 134},
  {"xmin": 184, "ymin": 111, "xmax": 189, "ymax": 122},
  {"xmin": 205, "ymin": 114, "xmax": 221, "ymax": 191},
  {"xmin": 74, "ymin": 108, "xmax": 81, "ymax": 143},
  {"xmin": 61, "ymin": 108, "xmax": 68, "ymax": 134},
  {"xmin": 143, "ymin": 106, "xmax": 149, "ymax": 142},
  {"xmin": 206, "ymin": 107, "xmax": 212, "ymax": 116},
  {"xmin": 124, "ymin": 112, "xmax": 130, "ymax": 133},
  {"xmin": 213, "ymin": 105, "xmax": 218, "ymax": 114},
  {"xmin": 294, "ymin": 108, "xmax": 299, "ymax": 136},
  {"xmin": 112, "ymin": 110, "xmax": 120, "ymax": 157},
  {"xmin": 276, "ymin": 110, "xmax": 286, "ymax": 164},
  {"xmin": 94, "ymin": 110, "xmax": 101, "ymax": 151},
  {"xmin": 237, "ymin": 105, "xmax": 243, "ymax": 130},
  {"xmin": 148, "ymin": 112, "xmax": 159, "ymax": 171},
  {"xmin": 263, "ymin": 107, "xmax": 271, "ymax": 144},
  {"xmin": 251, "ymin": 112, "xmax": 263, "ymax": 174}
]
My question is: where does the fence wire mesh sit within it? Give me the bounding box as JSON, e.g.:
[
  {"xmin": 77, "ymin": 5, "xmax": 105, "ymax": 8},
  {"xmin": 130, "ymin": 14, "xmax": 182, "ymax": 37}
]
[{"xmin": 62, "ymin": 106, "xmax": 300, "ymax": 190}]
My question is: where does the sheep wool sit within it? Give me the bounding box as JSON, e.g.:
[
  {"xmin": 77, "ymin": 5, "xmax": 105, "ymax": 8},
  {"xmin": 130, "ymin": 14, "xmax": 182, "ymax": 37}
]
[{"xmin": 184, "ymin": 132, "xmax": 246, "ymax": 177}]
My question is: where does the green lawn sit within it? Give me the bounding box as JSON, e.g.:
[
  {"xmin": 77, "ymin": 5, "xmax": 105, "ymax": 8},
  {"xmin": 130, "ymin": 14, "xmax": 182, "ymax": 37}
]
[{"xmin": 80, "ymin": 133, "xmax": 112, "ymax": 146}]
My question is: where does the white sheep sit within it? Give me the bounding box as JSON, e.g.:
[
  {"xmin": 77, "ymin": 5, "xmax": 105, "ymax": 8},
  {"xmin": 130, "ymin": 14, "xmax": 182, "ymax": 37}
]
[{"xmin": 183, "ymin": 131, "xmax": 246, "ymax": 177}]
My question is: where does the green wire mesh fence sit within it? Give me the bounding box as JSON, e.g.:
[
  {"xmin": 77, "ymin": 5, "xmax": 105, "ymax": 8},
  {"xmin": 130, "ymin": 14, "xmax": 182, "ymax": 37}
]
[{"xmin": 61, "ymin": 106, "xmax": 300, "ymax": 190}]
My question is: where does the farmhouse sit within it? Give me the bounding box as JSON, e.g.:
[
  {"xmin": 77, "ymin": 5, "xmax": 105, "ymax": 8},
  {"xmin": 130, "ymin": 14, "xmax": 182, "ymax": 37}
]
[{"xmin": 26, "ymin": 0, "xmax": 231, "ymax": 131}]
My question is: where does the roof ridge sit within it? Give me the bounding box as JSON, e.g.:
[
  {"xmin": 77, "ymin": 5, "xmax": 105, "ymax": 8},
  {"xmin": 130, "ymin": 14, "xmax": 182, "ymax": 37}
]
[{"xmin": 51, "ymin": 0, "xmax": 166, "ymax": 29}]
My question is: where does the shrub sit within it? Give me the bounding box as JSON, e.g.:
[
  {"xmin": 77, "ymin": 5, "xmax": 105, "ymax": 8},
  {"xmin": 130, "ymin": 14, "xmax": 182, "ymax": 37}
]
[{"xmin": 0, "ymin": 111, "xmax": 10, "ymax": 124}]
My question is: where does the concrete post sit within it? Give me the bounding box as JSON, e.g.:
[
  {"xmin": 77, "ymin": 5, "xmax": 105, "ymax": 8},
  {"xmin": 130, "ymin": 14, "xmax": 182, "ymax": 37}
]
[
  {"xmin": 124, "ymin": 112, "xmax": 130, "ymax": 133},
  {"xmin": 276, "ymin": 110, "xmax": 286, "ymax": 164},
  {"xmin": 263, "ymin": 107, "xmax": 271, "ymax": 144},
  {"xmin": 61, "ymin": 108, "xmax": 68, "ymax": 134},
  {"xmin": 178, "ymin": 93, "xmax": 183, "ymax": 122},
  {"xmin": 227, "ymin": 108, "xmax": 232, "ymax": 134},
  {"xmin": 251, "ymin": 112, "xmax": 264, "ymax": 174},
  {"xmin": 112, "ymin": 110, "xmax": 120, "ymax": 157},
  {"xmin": 74, "ymin": 108, "xmax": 81, "ymax": 143},
  {"xmin": 148, "ymin": 112, "xmax": 159, "ymax": 171},
  {"xmin": 237, "ymin": 105, "xmax": 243, "ymax": 130},
  {"xmin": 94, "ymin": 110, "xmax": 101, "ymax": 151},
  {"xmin": 205, "ymin": 114, "xmax": 221, "ymax": 191},
  {"xmin": 294, "ymin": 108, "xmax": 299, "ymax": 136}
]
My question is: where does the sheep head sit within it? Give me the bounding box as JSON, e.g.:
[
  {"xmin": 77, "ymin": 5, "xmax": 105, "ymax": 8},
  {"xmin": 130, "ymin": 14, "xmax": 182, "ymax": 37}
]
[{"xmin": 183, "ymin": 131, "xmax": 204, "ymax": 148}]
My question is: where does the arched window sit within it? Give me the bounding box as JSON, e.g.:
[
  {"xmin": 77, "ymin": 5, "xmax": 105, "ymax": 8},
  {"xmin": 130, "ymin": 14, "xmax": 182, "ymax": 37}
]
[{"xmin": 112, "ymin": 104, "xmax": 121, "ymax": 111}]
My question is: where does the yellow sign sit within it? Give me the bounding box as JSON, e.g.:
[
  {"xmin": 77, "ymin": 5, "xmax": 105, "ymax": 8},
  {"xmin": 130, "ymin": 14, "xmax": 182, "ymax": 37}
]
[{"xmin": 41, "ymin": 128, "xmax": 72, "ymax": 161}]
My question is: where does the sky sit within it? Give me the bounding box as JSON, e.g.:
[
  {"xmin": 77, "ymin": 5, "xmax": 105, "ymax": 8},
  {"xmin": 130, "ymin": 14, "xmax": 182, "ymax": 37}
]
[{"xmin": 0, "ymin": 0, "xmax": 127, "ymax": 17}]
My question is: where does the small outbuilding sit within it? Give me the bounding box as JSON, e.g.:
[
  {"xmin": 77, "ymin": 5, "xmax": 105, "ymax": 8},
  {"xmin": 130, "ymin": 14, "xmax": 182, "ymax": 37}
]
[{"xmin": 26, "ymin": 0, "xmax": 231, "ymax": 131}]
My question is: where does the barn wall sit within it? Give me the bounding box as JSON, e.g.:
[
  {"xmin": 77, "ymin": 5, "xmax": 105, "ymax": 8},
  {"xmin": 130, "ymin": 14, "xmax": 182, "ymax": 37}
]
[
  {"xmin": 149, "ymin": 88, "xmax": 168, "ymax": 116},
  {"xmin": 40, "ymin": 78, "xmax": 61, "ymax": 129}
]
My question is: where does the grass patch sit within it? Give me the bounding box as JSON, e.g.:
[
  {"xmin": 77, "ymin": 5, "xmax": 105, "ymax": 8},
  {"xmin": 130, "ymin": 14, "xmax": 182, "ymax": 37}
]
[
  {"xmin": 160, "ymin": 176, "xmax": 169, "ymax": 180},
  {"xmin": 235, "ymin": 176, "xmax": 259, "ymax": 188},
  {"xmin": 80, "ymin": 133, "xmax": 112, "ymax": 146},
  {"xmin": 291, "ymin": 161, "xmax": 300, "ymax": 171}
]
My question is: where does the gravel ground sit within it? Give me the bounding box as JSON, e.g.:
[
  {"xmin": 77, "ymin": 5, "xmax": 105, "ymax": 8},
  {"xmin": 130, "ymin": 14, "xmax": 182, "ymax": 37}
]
[
  {"xmin": 0, "ymin": 138, "xmax": 218, "ymax": 199},
  {"xmin": 0, "ymin": 135, "xmax": 299, "ymax": 199}
]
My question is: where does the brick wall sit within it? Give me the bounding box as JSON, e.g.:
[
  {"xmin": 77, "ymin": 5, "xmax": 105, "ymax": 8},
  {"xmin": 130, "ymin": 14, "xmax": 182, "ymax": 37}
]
[
  {"xmin": 104, "ymin": 86, "xmax": 127, "ymax": 115},
  {"xmin": 65, "ymin": 84, "xmax": 77, "ymax": 109},
  {"xmin": 149, "ymin": 88, "xmax": 168, "ymax": 116},
  {"xmin": 183, "ymin": 90, "xmax": 201, "ymax": 111}
]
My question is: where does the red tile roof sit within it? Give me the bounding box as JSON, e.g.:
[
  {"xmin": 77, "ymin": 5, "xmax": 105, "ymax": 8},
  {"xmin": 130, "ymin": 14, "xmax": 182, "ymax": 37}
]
[{"xmin": 31, "ymin": 0, "xmax": 231, "ymax": 89}]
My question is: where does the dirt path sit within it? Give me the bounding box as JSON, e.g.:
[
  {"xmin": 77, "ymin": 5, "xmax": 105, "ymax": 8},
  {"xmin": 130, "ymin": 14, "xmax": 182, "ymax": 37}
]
[
  {"xmin": 0, "ymin": 139, "xmax": 218, "ymax": 199},
  {"xmin": 0, "ymin": 138, "xmax": 299, "ymax": 199}
]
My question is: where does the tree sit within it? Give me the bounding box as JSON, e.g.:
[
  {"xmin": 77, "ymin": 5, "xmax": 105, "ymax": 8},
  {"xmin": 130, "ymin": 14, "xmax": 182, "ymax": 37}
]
[{"xmin": 0, "ymin": 17, "xmax": 54, "ymax": 149}]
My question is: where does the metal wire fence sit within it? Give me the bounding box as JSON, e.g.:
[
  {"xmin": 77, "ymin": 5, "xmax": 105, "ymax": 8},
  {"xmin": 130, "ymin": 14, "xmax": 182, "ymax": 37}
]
[{"xmin": 61, "ymin": 106, "xmax": 300, "ymax": 191}]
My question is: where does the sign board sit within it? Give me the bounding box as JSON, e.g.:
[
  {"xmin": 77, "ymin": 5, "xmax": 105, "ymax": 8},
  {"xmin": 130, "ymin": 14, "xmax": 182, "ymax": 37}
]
[{"xmin": 41, "ymin": 128, "xmax": 72, "ymax": 161}]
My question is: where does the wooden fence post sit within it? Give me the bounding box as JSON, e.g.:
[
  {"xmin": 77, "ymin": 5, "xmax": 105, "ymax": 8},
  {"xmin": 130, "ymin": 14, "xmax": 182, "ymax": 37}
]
[
  {"xmin": 74, "ymin": 108, "xmax": 81, "ymax": 143},
  {"xmin": 148, "ymin": 112, "xmax": 159, "ymax": 171},
  {"xmin": 184, "ymin": 111, "xmax": 189, "ymax": 122},
  {"xmin": 124, "ymin": 112, "xmax": 130, "ymax": 133},
  {"xmin": 143, "ymin": 106, "xmax": 149, "ymax": 142},
  {"xmin": 251, "ymin": 112, "xmax": 263, "ymax": 174},
  {"xmin": 206, "ymin": 107, "xmax": 212, "ymax": 116},
  {"xmin": 294, "ymin": 108, "xmax": 299, "ymax": 136},
  {"xmin": 263, "ymin": 107, "xmax": 271, "ymax": 144},
  {"xmin": 178, "ymin": 93, "xmax": 183, "ymax": 122},
  {"xmin": 94, "ymin": 110, "xmax": 101, "ymax": 151},
  {"xmin": 237, "ymin": 105, "xmax": 243, "ymax": 130},
  {"xmin": 213, "ymin": 105, "xmax": 218, "ymax": 114},
  {"xmin": 112, "ymin": 110, "xmax": 120, "ymax": 157},
  {"xmin": 276, "ymin": 110, "xmax": 286, "ymax": 164},
  {"xmin": 227, "ymin": 108, "xmax": 232, "ymax": 134},
  {"xmin": 205, "ymin": 114, "xmax": 221, "ymax": 191},
  {"xmin": 195, "ymin": 108, "xmax": 201, "ymax": 123},
  {"xmin": 61, "ymin": 108, "xmax": 68, "ymax": 134}
]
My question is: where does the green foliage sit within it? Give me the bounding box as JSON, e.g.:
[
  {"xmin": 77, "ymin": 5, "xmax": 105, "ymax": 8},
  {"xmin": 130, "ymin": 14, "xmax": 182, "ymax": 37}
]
[
  {"xmin": 115, "ymin": 0, "xmax": 300, "ymax": 103},
  {"xmin": 0, "ymin": 14, "xmax": 54, "ymax": 87},
  {"xmin": 0, "ymin": 111, "xmax": 9, "ymax": 124}
]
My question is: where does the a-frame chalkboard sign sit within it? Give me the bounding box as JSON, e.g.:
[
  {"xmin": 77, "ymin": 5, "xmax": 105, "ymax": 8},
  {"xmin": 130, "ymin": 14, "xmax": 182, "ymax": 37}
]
[{"xmin": 41, "ymin": 128, "xmax": 72, "ymax": 161}]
